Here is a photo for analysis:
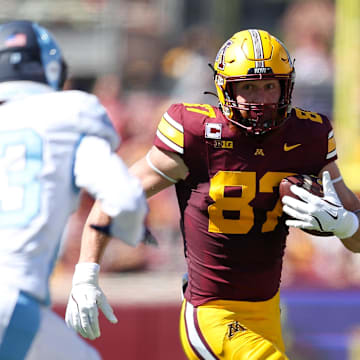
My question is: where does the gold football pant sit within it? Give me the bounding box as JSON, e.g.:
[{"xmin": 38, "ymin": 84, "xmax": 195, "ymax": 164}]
[{"xmin": 179, "ymin": 292, "xmax": 289, "ymax": 360}]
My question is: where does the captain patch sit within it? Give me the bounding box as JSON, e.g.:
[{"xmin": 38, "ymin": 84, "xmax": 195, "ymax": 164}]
[{"xmin": 205, "ymin": 123, "xmax": 222, "ymax": 139}]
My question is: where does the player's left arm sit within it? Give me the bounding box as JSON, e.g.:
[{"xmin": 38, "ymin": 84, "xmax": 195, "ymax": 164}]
[
  {"xmin": 319, "ymin": 161, "xmax": 360, "ymax": 252},
  {"xmin": 282, "ymin": 160, "xmax": 360, "ymax": 252}
]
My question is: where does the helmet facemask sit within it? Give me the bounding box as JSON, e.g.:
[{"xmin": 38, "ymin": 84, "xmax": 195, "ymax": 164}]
[{"xmin": 218, "ymin": 74, "xmax": 294, "ymax": 135}]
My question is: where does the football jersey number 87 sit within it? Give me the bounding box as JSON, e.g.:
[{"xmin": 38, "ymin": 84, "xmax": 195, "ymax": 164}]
[{"xmin": 208, "ymin": 171, "xmax": 294, "ymax": 234}]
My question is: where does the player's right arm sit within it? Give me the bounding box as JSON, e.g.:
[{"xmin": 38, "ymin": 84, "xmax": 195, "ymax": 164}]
[
  {"xmin": 131, "ymin": 145, "xmax": 188, "ymax": 196},
  {"xmin": 74, "ymin": 144, "xmax": 187, "ymax": 266},
  {"xmin": 66, "ymin": 144, "xmax": 187, "ymax": 339},
  {"xmin": 78, "ymin": 144, "xmax": 188, "ymax": 263},
  {"xmin": 66, "ymin": 102, "xmax": 190, "ymax": 339},
  {"xmin": 81, "ymin": 143, "xmax": 188, "ymax": 245},
  {"xmin": 65, "ymin": 134, "xmax": 148, "ymax": 340},
  {"xmin": 75, "ymin": 144, "xmax": 187, "ymax": 265}
]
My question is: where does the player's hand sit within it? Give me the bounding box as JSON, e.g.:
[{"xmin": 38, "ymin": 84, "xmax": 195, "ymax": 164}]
[
  {"xmin": 65, "ymin": 263, "xmax": 118, "ymax": 340},
  {"xmin": 282, "ymin": 171, "xmax": 359, "ymax": 239}
]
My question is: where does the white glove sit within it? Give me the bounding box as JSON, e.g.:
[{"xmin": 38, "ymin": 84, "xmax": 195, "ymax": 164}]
[
  {"xmin": 282, "ymin": 171, "xmax": 359, "ymax": 239},
  {"xmin": 65, "ymin": 263, "xmax": 118, "ymax": 340}
]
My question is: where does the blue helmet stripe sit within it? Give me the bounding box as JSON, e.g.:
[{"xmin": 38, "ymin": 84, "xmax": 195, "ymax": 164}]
[{"xmin": 32, "ymin": 23, "xmax": 63, "ymax": 90}]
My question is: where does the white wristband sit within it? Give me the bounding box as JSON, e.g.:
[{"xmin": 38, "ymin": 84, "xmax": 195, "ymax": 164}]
[
  {"xmin": 73, "ymin": 262, "xmax": 100, "ymax": 285},
  {"xmin": 335, "ymin": 211, "xmax": 359, "ymax": 239},
  {"xmin": 331, "ymin": 175, "xmax": 343, "ymax": 184}
]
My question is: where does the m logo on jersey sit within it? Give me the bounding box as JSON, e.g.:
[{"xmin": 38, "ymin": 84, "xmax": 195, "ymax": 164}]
[
  {"xmin": 205, "ymin": 123, "xmax": 222, "ymax": 139},
  {"xmin": 254, "ymin": 148, "xmax": 265, "ymax": 156},
  {"xmin": 227, "ymin": 321, "xmax": 246, "ymax": 339}
]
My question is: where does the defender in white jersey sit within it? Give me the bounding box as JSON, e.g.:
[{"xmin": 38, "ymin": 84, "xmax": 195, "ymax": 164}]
[{"xmin": 0, "ymin": 21, "xmax": 147, "ymax": 360}]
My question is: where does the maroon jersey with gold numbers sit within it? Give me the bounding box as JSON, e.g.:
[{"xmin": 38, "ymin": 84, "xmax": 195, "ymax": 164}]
[{"xmin": 154, "ymin": 103, "xmax": 337, "ymax": 306}]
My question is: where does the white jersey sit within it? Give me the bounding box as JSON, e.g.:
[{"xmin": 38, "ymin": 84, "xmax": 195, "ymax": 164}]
[{"xmin": 0, "ymin": 82, "xmax": 143, "ymax": 303}]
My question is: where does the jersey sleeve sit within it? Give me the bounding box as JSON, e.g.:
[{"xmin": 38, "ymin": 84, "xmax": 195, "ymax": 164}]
[
  {"xmin": 326, "ymin": 127, "xmax": 337, "ymax": 162},
  {"xmin": 290, "ymin": 108, "xmax": 337, "ymax": 173},
  {"xmin": 315, "ymin": 113, "xmax": 337, "ymax": 169},
  {"xmin": 154, "ymin": 103, "xmax": 185, "ymax": 156}
]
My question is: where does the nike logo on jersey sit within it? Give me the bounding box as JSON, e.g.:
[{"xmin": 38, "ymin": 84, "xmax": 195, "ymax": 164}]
[{"xmin": 284, "ymin": 143, "xmax": 301, "ymax": 151}]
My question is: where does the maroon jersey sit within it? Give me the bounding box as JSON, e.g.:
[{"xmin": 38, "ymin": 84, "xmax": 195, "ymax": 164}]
[{"xmin": 154, "ymin": 103, "xmax": 337, "ymax": 306}]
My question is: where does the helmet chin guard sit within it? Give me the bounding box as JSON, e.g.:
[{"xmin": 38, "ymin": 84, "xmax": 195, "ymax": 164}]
[
  {"xmin": 227, "ymin": 102, "xmax": 286, "ymax": 135},
  {"xmin": 213, "ymin": 29, "xmax": 295, "ymax": 135}
]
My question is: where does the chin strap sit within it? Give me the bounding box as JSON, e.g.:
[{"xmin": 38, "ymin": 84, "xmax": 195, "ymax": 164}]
[
  {"xmin": 208, "ymin": 63, "xmax": 217, "ymax": 79},
  {"xmin": 203, "ymin": 91, "xmax": 218, "ymax": 98}
]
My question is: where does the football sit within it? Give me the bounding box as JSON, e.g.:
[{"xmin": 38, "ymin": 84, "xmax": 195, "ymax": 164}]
[{"xmin": 279, "ymin": 174, "xmax": 334, "ymax": 237}]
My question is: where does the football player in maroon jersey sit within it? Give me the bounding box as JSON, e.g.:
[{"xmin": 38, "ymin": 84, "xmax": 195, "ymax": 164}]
[{"xmin": 66, "ymin": 30, "xmax": 360, "ymax": 359}]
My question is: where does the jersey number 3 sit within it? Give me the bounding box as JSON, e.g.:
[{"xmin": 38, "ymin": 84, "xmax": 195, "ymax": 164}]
[
  {"xmin": 208, "ymin": 171, "xmax": 294, "ymax": 234},
  {"xmin": 0, "ymin": 129, "xmax": 43, "ymax": 227}
]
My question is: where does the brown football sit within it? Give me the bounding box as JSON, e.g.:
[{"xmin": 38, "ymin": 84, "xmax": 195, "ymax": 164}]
[{"xmin": 280, "ymin": 174, "xmax": 334, "ymax": 237}]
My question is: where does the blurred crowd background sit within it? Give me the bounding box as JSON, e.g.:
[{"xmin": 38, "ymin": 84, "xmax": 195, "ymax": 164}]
[
  {"xmin": 1, "ymin": 0, "xmax": 359, "ymax": 292},
  {"xmin": 2, "ymin": 0, "xmax": 360, "ymax": 358},
  {"xmin": 51, "ymin": 0, "xmax": 360, "ymax": 293}
]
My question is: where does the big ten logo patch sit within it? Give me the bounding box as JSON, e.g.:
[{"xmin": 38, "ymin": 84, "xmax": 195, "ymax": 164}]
[
  {"xmin": 227, "ymin": 321, "xmax": 246, "ymax": 339},
  {"xmin": 214, "ymin": 140, "xmax": 233, "ymax": 149}
]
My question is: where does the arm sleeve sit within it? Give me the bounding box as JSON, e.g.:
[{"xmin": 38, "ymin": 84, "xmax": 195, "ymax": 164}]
[{"xmin": 74, "ymin": 136, "xmax": 147, "ymax": 246}]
